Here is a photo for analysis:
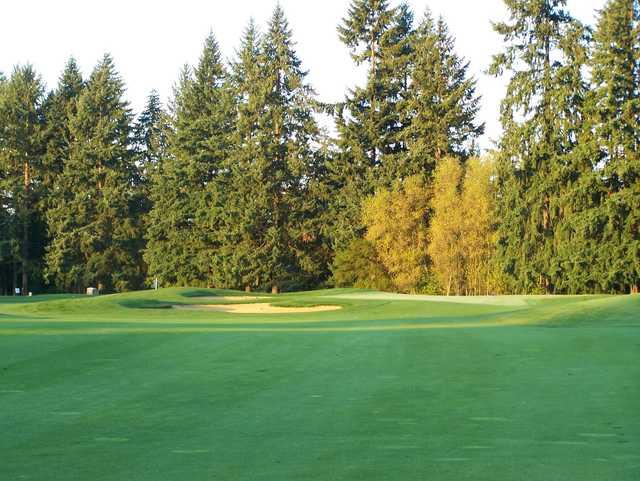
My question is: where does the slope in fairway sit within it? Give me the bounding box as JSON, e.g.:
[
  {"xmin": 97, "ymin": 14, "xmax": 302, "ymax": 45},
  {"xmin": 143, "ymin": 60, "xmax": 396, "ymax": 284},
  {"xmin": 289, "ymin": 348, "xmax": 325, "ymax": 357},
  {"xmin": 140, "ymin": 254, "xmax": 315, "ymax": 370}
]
[{"xmin": 0, "ymin": 288, "xmax": 639, "ymax": 481}]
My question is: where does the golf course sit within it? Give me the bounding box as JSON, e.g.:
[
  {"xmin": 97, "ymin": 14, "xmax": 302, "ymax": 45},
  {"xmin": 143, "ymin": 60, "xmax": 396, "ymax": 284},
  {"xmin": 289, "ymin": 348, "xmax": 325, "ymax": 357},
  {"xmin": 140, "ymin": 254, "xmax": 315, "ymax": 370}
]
[{"xmin": 1, "ymin": 289, "xmax": 638, "ymax": 480}]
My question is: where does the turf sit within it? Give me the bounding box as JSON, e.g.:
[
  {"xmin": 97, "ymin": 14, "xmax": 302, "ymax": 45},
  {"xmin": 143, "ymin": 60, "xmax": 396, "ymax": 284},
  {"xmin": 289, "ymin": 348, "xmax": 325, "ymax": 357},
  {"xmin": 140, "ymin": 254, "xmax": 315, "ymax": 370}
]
[{"xmin": 0, "ymin": 288, "xmax": 639, "ymax": 480}]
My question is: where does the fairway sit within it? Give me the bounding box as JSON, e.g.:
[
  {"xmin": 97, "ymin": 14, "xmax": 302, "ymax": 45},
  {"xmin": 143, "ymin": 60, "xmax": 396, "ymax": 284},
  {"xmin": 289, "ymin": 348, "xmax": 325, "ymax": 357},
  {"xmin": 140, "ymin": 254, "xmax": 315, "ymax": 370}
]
[{"xmin": 1, "ymin": 289, "xmax": 639, "ymax": 481}]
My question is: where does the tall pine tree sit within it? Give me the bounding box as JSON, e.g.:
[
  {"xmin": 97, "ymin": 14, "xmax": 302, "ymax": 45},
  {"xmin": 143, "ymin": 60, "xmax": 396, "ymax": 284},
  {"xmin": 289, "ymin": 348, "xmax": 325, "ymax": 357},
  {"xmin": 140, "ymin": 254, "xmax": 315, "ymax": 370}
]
[
  {"xmin": 328, "ymin": 1, "xmax": 414, "ymax": 249},
  {"xmin": 0, "ymin": 65, "xmax": 46, "ymax": 295},
  {"xmin": 144, "ymin": 33, "xmax": 234, "ymax": 287},
  {"xmin": 217, "ymin": 8, "xmax": 325, "ymax": 292},
  {"xmin": 490, "ymin": 0, "xmax": 589, "ymax": 293},
  {"xmin": 587, "ymin": 0, "xmax": 640, "ymax": 293},
  {"xmin": 42, "ymin": 58, "xmax": 84, "ymax": 208},
  {"xmin": 45, "ymin": 54, "xmax": 143, "ymax": 292},
  {"xmin": 402, "ymin": 10, "xmax": 484, "ymax": 177},
  {"xmin": 133, "ymin": 89, "xmax": 170, "ymax": 220}
]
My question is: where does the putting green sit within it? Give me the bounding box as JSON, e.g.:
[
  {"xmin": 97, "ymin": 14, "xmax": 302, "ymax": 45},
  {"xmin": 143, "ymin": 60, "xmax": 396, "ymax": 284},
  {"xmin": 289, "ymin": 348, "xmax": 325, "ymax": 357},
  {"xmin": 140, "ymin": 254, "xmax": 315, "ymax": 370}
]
[{"xmin": 0, "ymin": 288, "xmax": 638, "ymax": 481}]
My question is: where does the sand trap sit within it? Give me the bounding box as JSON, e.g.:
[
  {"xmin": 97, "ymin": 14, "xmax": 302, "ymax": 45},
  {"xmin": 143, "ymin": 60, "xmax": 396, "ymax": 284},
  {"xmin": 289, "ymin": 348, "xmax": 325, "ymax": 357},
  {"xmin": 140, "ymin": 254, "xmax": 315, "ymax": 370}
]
[
  {"xmin": 175, "ymin": 303, "xmax": 341, "ymax": 314},
  {"xmin": 190, "ymin": 296, "xmax": 270, "ymax": 302}
]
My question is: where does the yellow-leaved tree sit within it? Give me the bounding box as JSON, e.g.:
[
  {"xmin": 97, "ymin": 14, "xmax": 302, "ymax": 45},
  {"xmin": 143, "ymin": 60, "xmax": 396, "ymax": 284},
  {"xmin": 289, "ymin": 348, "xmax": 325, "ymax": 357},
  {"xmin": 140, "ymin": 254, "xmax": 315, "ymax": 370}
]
[
  {"xmin": 362, "ymin": 176, "xmax": 431, "ymax": 293},
  {"xmin": 428, "ymin": 157, "xmax": 465, "ymax": 295},
  {"xmin": 461, "ymin": 157, "xmax": 497, "ymax": 295},
  {"xmin": 429, "ymin": 156, "xmax": 499, "ymax": 295}
]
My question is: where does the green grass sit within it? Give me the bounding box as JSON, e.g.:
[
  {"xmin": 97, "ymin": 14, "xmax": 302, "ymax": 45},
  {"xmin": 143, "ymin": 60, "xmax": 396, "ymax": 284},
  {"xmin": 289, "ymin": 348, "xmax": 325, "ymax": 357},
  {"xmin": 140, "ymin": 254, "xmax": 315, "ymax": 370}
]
[{"xmin": 1, "ymin": 288, "xmax": 639, "ymax": 480}]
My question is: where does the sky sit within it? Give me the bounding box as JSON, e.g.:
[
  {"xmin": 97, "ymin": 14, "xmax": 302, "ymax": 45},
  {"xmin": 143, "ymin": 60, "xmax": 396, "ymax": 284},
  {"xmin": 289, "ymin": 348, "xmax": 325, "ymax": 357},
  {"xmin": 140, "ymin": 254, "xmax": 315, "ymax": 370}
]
[{"xmin": 2, "ymin": 0, "xmax": 606, "ymax": 150}]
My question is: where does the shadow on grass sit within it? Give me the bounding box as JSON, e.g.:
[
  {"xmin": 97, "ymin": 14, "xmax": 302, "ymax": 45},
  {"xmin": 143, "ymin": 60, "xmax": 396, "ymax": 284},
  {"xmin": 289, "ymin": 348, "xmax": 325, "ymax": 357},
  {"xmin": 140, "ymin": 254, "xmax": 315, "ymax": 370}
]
[
  {"xmin": 0, "ymin": 312, "xmax": 52, "ymax": 321},
  {"xmin": 116, "ymin": 299, "xmax": 175, "ymax": 310}
]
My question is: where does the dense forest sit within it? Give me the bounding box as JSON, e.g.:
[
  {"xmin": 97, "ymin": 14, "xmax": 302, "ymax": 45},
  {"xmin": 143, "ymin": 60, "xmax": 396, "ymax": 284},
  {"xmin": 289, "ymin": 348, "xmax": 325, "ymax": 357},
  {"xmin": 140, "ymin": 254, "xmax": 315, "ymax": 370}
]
[{"xmin": 0, "ymin": 0, "xmax": 638, "ymax": 296}]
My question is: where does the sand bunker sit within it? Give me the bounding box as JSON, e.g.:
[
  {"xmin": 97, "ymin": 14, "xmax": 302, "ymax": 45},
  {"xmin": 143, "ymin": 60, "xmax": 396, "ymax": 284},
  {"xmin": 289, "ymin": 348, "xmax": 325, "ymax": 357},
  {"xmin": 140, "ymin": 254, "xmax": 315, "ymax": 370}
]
[
  {"xmin": 175, "ymin": 303, "xmax": 341, "ymax": 314},
  {"xmin": 191, "ymin": 296, "xmax": 270, "ymax": 302}
]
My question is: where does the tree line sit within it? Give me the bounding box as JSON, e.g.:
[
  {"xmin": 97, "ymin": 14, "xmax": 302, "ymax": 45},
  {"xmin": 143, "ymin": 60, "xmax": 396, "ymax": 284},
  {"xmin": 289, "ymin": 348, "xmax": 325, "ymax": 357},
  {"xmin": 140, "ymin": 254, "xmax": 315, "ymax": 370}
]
[{"xmin": 0, "ymin": 0, "xmax": 638, "ymax": 296}]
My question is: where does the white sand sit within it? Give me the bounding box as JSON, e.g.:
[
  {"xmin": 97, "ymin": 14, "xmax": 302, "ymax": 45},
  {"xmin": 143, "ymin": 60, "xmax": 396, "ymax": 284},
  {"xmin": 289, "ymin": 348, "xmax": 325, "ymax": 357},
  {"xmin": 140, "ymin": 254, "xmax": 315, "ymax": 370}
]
[
  {"xmin": 192, "ymin": 296, "xmax": 269, "ymax": 302},
  {"xmin": 174, "ymin": 303, "xmax": 341, "ymax": 314}
]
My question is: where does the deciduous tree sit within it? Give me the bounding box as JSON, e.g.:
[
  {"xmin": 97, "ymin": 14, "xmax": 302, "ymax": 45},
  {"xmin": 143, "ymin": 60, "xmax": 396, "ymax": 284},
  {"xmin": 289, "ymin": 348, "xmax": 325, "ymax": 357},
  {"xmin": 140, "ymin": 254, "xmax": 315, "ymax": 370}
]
[{"xmin": 363, "ymin": 175, "xmax": 430, "ymax": 292}]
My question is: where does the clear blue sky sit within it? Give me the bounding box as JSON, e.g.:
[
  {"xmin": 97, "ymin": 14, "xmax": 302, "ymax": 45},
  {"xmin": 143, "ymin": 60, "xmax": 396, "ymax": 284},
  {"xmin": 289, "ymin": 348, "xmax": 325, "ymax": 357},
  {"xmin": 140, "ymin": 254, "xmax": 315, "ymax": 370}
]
[{"xmin": 2, "ymin": 0, "xmax": 605, "ymax": 150}]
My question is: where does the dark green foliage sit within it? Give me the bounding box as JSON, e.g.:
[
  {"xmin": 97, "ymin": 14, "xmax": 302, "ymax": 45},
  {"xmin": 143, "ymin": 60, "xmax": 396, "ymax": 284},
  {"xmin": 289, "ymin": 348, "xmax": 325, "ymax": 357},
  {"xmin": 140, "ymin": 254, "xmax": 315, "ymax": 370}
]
[
  {"xmin": 134, "ymin": 90, "xmax": 170, "ymax": 189},
  {"xmin": 216, "ymin": 10, "xmax": 327, "ymax": 292},
  {"xmin": 402, "ymin": 11, "xmax": 484, "ymax": 176},
  {"xmin": 133, "ymin": 90, "xmax": 171, "ymax": 232},
  {"xmin": 336, "ymin": 0, "xmax": 413, "ymax": 188},
  {"xmin": 144, "ymin": 34, "xmax": 234, "ymax": 288},
  {"xmin": 0, "ymin": 65, "xmax": 47, "ymax": 295},
  {"xmin": 585, "ymin": 0, "xmax": 640, "ymax": 293},
  {"xmin": 332, "ymin": 239, "xmax": 392, "ymax": 290},
  {"xmin": 45, "ymin": 55, "xmax": 143, "ymax": 292},
  {"xmin": 490, "ymin": 0, "xmax": 591, "ymax": 293},
  {"xmin": 41, "ymin": 58, "xmax": 84, "ymax": 207},
  {"xmin": 327, "ymin": 1, "xmax": 414, "ymax": 250},
  {"xmin": 490, "ymin": 0, "xmax": 638, "ymax": 294}
]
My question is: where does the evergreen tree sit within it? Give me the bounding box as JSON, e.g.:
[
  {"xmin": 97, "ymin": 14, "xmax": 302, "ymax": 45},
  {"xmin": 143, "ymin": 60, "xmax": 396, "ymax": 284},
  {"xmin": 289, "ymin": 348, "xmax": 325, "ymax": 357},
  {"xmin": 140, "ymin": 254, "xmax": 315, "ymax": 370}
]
[
  {"xmin": 331, "ymin": 238, "xmax": 392, "ymax": 290},
  {"xmin": 586, "ymin": 0, "xmax": 640, "ymax": 293},
  {"xmin": 134, "ymin": 90, "xmax": 169, "ymax": 185},
  {"xmin": 42, "ymin": 58, "xmax": 84, "ymax": 207},
  {"xmin": 45, "ymin": 54, "xmax": 142, "ymax": 292},
  {"xmin": 329, "ymin": 1, "xmax": 414, "ymax": 249},
  {"xmin": 0, "ymin": 72, "xmax": 17, "ymax": 294},
  {"xmin": 490, "ymin": 0, "xmax": 589, "ymax": 293},
  {"xmin": 145, "ymin": 33, "xmax": 234, "ymax": 287},
  {"xmin": 133, "ymin": 89, "xmax": 170, "ymax": 220},
  {"xmin": 337, "ymin": 0, "xmax": 412, "ymax": 182},
  {"xmin": 402, "ymin": 11, "xmax": 484, "ymax": 177},
  {"xmin": 0, "ymin": 65, "xmax": 46, "ymax": 295},
  {"xmin": 212, "ymin": 20, "xmax": 266, "ymax": 290},
  {"xmin": 218, "ymin": 9, "xmax": 325, "ymax": 292}
]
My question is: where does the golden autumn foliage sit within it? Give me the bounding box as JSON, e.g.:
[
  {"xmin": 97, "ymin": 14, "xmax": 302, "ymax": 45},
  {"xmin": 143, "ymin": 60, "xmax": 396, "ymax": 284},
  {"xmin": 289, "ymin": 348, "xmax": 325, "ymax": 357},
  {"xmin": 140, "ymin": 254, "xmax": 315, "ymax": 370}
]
[
  {"xmin": 362, "ymin": 176, "xmax": 431, "ymax": 293},
  {"xmin": 429, "ymin": 156, "xmax": 498, "ymax": 295},
  {"xmin": 461, "ymin": 157, "xmax": 497, "ymax": 295},
  {"xmin": 428, "ymin": 157, "xmax": 465, "ymax": 295}
]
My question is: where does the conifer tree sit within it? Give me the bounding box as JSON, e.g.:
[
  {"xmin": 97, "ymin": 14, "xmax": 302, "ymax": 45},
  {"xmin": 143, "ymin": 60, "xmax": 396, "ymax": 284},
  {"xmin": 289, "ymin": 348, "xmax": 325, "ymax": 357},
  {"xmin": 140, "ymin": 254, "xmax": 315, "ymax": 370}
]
[
  {"xmin": 133, "ymin": 90, "xmax": 170, "ymax": 219},
  {"xmin": 337, "ymin": 0, "xmax": 412, "ymax": 185},
  {"xmin": 213, "ymin": 20, "xmax": 267, "ymax": 289},
  {"xmin": 0, "ymin": 65, "xmax": 46, "ymax": 295},
  {"xmin": 134, "ymin": 90, "xmax": 169, "ymax": 185},
  {"xmin": 218, "ymin": 9, "xmax": 325, "ymax": 292},
  {"xmin": 0, "ymin": 71, "xmax": 17, "ymax": 294},
  {"xmin": 402, "ymin": 11, "xmax": 484, "ymax": 177},
  {"xmin": 490, "ymin": 0, "xmax": 589, "ymax": 293},
  {"xmin": 42, "ymin": 58, "xmax": 84, "ymax": 207},
  {"xmin": 586, "ymin": 0, "xmax": 640, "ymax": 293},
  {"xmin": 328, "ymin": 1, "xmax": 414, "ymax": 249},
  {"xmin": 45, "ymin": 54, "xmax": 142, "ymax": 292},
  {"xmin": 145, "ymin": 33, "xmax": 234, "ymax": 287}
]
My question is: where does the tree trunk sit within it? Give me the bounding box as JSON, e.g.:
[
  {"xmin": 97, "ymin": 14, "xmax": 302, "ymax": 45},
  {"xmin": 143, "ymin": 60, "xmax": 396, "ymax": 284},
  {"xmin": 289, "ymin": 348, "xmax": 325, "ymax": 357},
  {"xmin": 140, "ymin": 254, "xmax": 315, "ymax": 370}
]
[
  {"xmin": 271, "ymin": 285, "xmax": 279, "ymax": 295},
  {"xmin": 245, "ymin": 285, "xmax": 252, "ymax": 293},
  {"xmin": 21, "ymin": 161, "xmax": 30, "ymax": 296},
  {"xmin": 12, "ymin": 261, "xmax": 18, "ymax": 296}
]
